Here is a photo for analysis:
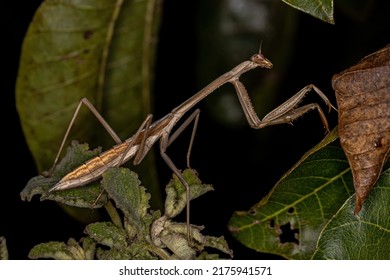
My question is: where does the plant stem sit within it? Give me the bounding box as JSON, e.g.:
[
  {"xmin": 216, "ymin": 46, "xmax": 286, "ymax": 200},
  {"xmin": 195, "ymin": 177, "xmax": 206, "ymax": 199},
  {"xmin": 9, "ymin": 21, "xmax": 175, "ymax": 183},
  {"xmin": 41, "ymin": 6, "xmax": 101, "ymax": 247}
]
[{"xmin": 104, "ymin": 201, "xmax": 123, "ymax": 228}]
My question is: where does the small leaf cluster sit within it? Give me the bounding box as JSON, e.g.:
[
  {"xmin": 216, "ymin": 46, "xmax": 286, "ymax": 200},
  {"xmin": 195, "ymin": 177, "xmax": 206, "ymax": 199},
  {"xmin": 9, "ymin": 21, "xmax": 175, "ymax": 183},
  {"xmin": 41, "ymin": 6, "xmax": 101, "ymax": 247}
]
[{"xmin": 21, "ymin": 142, "xmax": 233, "ymax": 260}]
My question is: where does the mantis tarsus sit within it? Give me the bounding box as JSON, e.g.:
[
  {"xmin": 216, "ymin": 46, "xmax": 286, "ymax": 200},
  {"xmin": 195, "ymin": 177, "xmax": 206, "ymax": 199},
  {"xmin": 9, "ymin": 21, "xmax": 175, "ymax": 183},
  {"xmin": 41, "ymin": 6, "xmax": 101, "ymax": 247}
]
[{"xmin": 48, "ymin": 50, "xmax": 336, "ymax": 243}]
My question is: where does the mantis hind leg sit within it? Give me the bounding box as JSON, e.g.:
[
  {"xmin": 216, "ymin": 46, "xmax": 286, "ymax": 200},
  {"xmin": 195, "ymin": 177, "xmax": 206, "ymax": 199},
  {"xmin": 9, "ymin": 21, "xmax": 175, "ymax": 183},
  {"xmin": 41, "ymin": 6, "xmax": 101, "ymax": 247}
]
[
  {"xmin": 167, "ymin": 109, "xmax": 201, "ymax": 168},
  {"xmin": 159, "ymin": 109, "xmax": 201, "ymax": 244},
  {"xmin": 49, "ymin": 98, "xmax": 122, "ymax": 176}
]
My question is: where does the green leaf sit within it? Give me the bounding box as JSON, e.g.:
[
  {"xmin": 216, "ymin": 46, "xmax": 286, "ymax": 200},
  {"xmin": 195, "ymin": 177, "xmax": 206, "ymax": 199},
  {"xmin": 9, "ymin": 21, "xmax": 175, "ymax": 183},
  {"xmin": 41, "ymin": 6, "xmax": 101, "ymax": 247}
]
[
  {"xmin": 85, "ymin": 222, "xmax": 127, "ymax": 249},
  {"xmin": 0, "ymin": 237, "xmax": 8, "ymax": 260},
  {"xmin": 102, "ymin": 167, "xmax": 151, "ymax": 230},
  {"xmin": 28, "ymin": 238, "xmax": 85, "ymax": 260},
  {"xmin": 20, "ymin": 141, "xmax": 107, "ymax": 208},
  {"xmin": 204, "ymin": 235, "xmax": 234, "ymax": 259},
  {"xmin": 151, "ymin": 217, "xmax": 233, "ymax": 259},
  {"xmin": 126, "ymin": 242, "xmax": 161, "ymax": 260},
  {"xmin": 282, "ymin": 0, "xmax": 334, "ymax": 24},
  {"xmin": 16, "ymin": 0, "xmax": 162, "ymax": 203},
  {"xmin": 228, "ymin": 129, "xmax": 356, "ymax": 259},
  {"xmin": 94, "ymin": 241, "xmax": 159, "ymax": 260},
  {"xmin": 159, "ymin": 233, "xmax": 197, "ymax": 260},
  {"xmin": 82, "ymin": 237, "xmax": 97, "ymax": 260},
  {"xmin": 312, "ymin": 164, "xmax": 390, "ymax": 259},
  {"xmin": 164, "ymin": 169, "xmax": 214, "ymax": 218}
]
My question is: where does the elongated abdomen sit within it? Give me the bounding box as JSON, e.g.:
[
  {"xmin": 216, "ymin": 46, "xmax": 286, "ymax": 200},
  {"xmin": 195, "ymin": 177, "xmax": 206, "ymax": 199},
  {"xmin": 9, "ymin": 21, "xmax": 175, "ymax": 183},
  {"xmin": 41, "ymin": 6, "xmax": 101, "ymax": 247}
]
[{"xmin": 50, "ymin": 140, "xmax": 139, "ymax": 191}]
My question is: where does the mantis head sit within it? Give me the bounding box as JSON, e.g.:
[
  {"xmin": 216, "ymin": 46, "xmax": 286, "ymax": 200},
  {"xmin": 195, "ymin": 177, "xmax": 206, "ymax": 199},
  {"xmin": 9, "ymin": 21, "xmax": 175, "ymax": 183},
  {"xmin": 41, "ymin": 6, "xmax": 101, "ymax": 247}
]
[{"xmin": 251, "ymin": 53, "xmax": 273, "ymax": 69}]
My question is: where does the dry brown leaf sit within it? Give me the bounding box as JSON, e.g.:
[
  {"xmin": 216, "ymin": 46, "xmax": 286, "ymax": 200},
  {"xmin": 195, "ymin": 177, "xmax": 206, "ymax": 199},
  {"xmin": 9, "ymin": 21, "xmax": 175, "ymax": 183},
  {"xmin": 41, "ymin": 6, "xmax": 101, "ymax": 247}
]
[{"xmin": 332, "ymin": 44, "xmax": 390, "ymax": 213}]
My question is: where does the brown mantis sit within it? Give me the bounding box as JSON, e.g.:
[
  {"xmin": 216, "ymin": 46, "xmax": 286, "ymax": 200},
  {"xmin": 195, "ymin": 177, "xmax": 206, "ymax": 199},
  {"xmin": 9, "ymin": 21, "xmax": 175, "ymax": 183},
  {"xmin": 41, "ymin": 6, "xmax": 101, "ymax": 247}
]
[{"xmin": 48, "ymin": 49, "xmax": 336, "ymax": 242}]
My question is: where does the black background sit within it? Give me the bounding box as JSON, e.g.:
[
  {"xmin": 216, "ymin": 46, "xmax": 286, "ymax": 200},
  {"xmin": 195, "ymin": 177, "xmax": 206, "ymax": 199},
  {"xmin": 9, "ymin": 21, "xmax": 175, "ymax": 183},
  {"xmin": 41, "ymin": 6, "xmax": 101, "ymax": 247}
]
[{"xmin": 2, "ymin": 0, "xmax": 389, "ymax": 259}]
